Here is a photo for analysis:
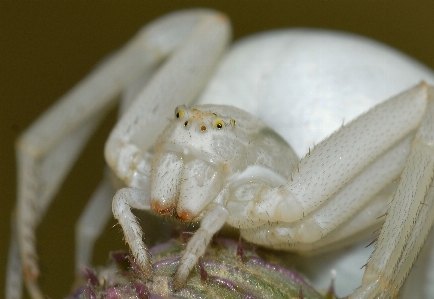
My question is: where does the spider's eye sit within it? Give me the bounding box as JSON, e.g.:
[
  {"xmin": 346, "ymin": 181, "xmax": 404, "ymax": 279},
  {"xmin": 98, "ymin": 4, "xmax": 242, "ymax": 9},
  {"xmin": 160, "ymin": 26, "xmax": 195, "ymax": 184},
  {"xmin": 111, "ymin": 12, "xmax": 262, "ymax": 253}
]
[
  {"xmin": 184, "ymin": 120, "xmax": 189, "ymax": 127},
  {"xmin": 175, "ymin": 108, "xmax": 184, "ymax": 118},
  {"xmin": 200, "ymin": 125, "xmax": 207, "ymax": 131},
  {"xmin": 230, "ymin": 118, "xmax": 236, "ymax": 126},
  {"xmin": 213, "ymin": 119, "xmax": 225, "ymax": 129}
]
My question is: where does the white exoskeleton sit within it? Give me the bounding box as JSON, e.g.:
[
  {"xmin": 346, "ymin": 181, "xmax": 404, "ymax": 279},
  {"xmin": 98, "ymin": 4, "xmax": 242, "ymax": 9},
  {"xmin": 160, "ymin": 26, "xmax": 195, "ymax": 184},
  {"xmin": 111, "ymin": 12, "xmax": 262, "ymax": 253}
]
[
  {"xmin": 113, "ymin": 84, "xmax": 434, "ymax": 298},
  {"xmin": 112, "ymin": 103, "xmax": 300, "ymax": 288},
  {"xmin": 7, "ymin": 8, "xmax": 434, "ymax": 299}
]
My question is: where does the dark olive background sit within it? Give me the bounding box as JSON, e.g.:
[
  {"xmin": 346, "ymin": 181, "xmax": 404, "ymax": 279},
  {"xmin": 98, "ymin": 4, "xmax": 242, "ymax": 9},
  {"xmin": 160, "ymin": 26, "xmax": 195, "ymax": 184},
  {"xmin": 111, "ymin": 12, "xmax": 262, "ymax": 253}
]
[{"xmin": 2, "ymin": 1, "xmax": 434, "ymax": 298}]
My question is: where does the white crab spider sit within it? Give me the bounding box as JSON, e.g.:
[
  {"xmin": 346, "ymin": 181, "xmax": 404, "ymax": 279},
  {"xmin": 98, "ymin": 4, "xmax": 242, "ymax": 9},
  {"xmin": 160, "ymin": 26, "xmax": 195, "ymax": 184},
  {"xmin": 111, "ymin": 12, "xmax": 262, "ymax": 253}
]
[{"xmin": 6, "ymin": 8, "xmax": 434, "ymax": 299}]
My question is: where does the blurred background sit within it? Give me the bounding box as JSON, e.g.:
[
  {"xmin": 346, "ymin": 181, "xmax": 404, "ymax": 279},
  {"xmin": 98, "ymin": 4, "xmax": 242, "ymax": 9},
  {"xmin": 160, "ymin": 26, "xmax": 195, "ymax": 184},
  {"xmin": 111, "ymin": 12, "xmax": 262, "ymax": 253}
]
[{"xmin": 2, "ymin": 1, "xmax": 434, "ymax": 298}]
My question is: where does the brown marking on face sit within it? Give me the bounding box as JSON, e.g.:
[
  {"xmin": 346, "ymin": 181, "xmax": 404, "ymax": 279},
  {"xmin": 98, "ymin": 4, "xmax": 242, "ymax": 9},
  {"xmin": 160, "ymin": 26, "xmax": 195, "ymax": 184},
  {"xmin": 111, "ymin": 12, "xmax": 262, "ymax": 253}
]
[
  {"xmin": 151, "ymin": 200, "xmax": 174, "ymax": 216},
  {"xmin": 177, "ymin": 209, "xmax": 195, "ymax": 222}
]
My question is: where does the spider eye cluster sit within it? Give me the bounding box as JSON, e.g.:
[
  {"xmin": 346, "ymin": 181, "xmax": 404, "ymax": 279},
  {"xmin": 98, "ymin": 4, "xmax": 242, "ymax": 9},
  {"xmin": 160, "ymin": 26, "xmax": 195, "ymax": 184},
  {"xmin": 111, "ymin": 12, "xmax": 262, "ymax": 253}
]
[{"xmin": 173, "ymin": 106, "xmax": 236, "ymax": 132}]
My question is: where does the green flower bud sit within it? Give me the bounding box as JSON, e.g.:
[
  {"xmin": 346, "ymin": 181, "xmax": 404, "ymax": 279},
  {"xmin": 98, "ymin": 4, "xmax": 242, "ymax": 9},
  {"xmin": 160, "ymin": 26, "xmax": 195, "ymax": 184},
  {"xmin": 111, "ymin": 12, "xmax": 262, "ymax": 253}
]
[{"xmin": 69, "ymin": 237, "xmax": 331, "ymax": 299}]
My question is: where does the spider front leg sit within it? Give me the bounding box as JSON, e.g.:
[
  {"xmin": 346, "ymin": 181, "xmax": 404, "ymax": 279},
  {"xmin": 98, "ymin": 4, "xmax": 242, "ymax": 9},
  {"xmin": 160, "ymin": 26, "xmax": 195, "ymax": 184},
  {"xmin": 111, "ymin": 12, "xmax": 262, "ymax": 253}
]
[
  {"xmin": 112, "ymin": 188, "xmax": 153, "ymax": 278},
  {"xmin": 239, "ymin": 84, "xmax": 426, "ymax": 233},
  {"xmin": 104, "ymin": 8, "xmax": 230, "ymax": 290},
  {"xmin": 104, "ymin": 12, "xmax": 230, "ymax": 183},
  {"xmin": 173, "ymin": 205, "xmax": 229, "ymax": 290},
  {"xmin": 228, "ymin": 84, "xmax": 431, "ymax": 298},
  {"xmin": 352, "ymin": 85, "xmax": 434, "ymax": 298},
  {"xmin": 74, "ymin": 64, "xmax": 158, "ymax": 275},
  {"xmin": 8, "ymin": 9, "xmax": 230, "ymax": 299}
]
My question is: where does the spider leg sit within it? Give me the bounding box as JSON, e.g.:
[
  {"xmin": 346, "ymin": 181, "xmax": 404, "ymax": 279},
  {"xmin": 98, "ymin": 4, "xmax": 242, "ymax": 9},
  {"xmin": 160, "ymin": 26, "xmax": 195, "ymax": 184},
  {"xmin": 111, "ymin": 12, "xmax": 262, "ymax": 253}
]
[
  {"xmin": 104, "ymin": 11, "xmax": 230, "ymax": 185},
  {"xmin": 240, "ymin": 184, "xmax": 392, "ymax": 253},
  {"xmin": 6, "ymin": 217, "xmax": 22, "ymax": 299},
  {"xmin": 238, "ymin": 85, "xmax": 426, "ymax": 249},
  {"xmin": 72, "ymin": 59, "xmax": 156, "ymax": 285},
  {"xmin": 74, "ymin": 168, "xmax": 115, "ymax": 273},
  {"xmin": 402, "ymin": 230, "xmax": 434, "ymax": 297},
  {"xmin": 10, "ymin": 9, "xmax": 229, "ymax": 299},
  {"xmin": 15, "ymin": 101, "xmax": 108, "ymax": 299},
  {"xmin": 112, "ymin": 188, "xmax": 152, "ymax": 278},
  {"xmin": 173, "ymin": 205, "xmax": 229, "ymax": 290},
  {"xmin": 107, "ymin": 9, "xmax": 229, "ymax": 288},
  {"xmin": 352, "ymin": 84, "xmax": 434, "ymax": 298}
]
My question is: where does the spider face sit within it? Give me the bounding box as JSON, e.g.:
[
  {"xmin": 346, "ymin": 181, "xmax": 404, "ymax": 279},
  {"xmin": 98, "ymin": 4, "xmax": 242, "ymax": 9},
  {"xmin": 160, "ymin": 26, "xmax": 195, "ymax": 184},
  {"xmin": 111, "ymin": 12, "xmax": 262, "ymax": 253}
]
[
  {"xmin": 156, "ymin": 105, "xmax": 238, "ymax": 159},
  {"xmin": 150, "ymin": 105, "xmax": 241, "ymax": 221}
]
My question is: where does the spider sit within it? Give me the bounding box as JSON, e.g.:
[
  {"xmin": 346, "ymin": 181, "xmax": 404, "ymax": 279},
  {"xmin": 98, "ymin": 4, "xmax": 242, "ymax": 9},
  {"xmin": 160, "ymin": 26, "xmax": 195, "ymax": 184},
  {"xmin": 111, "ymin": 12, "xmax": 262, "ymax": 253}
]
[{"xmin": 6, "ymin": 9, "xmax": 434, "ymax": 299}]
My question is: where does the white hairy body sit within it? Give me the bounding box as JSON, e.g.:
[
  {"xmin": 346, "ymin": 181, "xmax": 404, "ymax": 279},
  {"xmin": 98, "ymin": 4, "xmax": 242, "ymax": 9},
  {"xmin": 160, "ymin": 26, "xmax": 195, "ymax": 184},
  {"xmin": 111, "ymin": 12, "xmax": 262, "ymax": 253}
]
[{"xmin": 6, "ymin": 9, "xmax": 434, "ymax": 299}]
